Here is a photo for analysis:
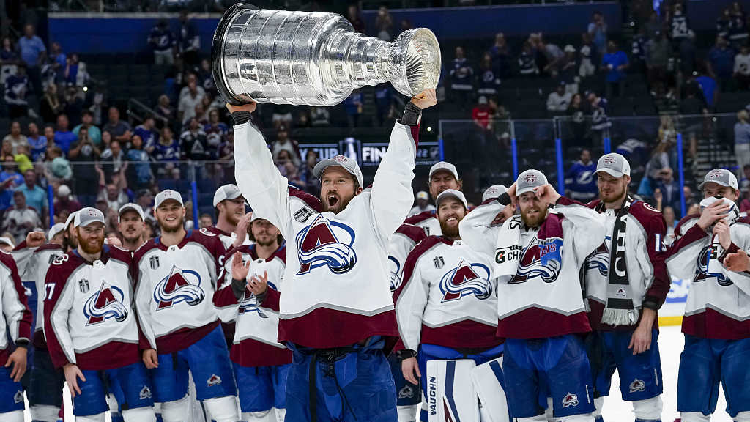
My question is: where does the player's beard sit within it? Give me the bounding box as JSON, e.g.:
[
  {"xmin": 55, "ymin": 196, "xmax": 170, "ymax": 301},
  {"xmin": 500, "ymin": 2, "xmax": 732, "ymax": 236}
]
[
  {"xmin": 600, "ymin": 184, "xmax": 627, "ymax": 206},
  {"xmin": 255, "ymin": 233, "xmax": 277, "ymax": 248},
  {"xmin": 227, "ymin": 210, "xmax": 242, "ymax": 227},
  {"xmin": 520, "ymin": 206, "xmax": 547, "ymax": 228},
  {"xmin": 439, "ymin": 217, "xmax": 460, "ymax": 238},
  {"xmin": 158, "ymin": 215, "xmax": 185, "ymax": 233},
  {"xmin": 64, "ymin": 232, "xmax": 78, "ymax": 250},
  {"xmin": 80, "ymin": 235, "xmax": 104, "ymax": 255},
  {"xmin": 323, "ymin": 192, "xmax": 354, "ymax": 214}
]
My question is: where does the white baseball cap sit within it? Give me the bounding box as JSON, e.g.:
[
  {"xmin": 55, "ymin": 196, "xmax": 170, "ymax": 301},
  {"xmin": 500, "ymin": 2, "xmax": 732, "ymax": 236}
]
[
  {"xmin": 48, "ymin": 223, "xmax": 65, "ymax": 241},
  {"xmin": 58, "ymin": 185, "xmax": 71, "ymax": 197},
  {"xmin": 64, "ymin": 211, "xmax": 78, "ymax": 230},
  {"xmin": 0, "ymin": 237, "xmax": 13, "ymax": 247},
  {"xmin": 154, "ymin": 190, "xmax": 184, "ymax": 208},
  {"xmin": 429, "ymin": 161, "xmax": 459, "ymax": 181},
  {"xmin": 416, "ymin": 191, "xmax": 429, "ymax": 201},
  {"xmin": 74, "ymin": 207, "xmax": 106, "ymax": 228},
  {"xmin": 436, "ymin": 189, "xmax": 468, "ymax": 209},
  {"xmin": 699, "ymin": 169, "xmax": 739, "ymax": 191},
  {"xmin": 118, "ymin": 203, "xmax": 145, "ymax": 222},
  {"xmin": 515, "ymin": 169, "xmax": 549, "ymax": 196},
  {"xmin": 313, "ymin": 155, "xmax": 364, "ymax": 187},
  {"xmin": 213, "ymin": 184, "xmax": 243, "ymax": 207},
  {"xmin": 596, "ymin": 153, "xmax": 631, "ymax": 178},
  {"xmin": 482, "ymin": 185, "xmax": 507, "ymax": 202}
]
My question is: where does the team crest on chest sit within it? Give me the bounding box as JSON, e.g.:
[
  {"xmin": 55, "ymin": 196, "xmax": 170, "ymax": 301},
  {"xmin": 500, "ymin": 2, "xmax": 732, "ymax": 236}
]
[
  {"xmin": 238, "ymin": 280, "xmax": 278, "ymax": 318},
  {"xmin": 83, "ymin": 283, "xmax": 128, "ymax": 325},
  {"xmin": 696, "ymin": 245, "xmax": 733, "ymax": 286},
  {"xmin": 438, "ymin": 259, "xmax": 492, "ymax": 302},
  {"xmin": 295, "ymin": 215, "xmax": 357, "ymax": 275},
  {"xmin": 153, "ymin": 265, "xmax": 205, "ymax": 310},
  {"xmin": 509, "ymin": 238, "xmax": 564, "ymax": 284}
]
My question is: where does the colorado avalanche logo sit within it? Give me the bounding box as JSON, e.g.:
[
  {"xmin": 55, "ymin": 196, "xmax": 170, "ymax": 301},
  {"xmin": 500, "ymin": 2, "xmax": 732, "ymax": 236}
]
[
  {"xmin": 153, "ymin": 265, "xmax": 205, "ymax": 310},
  {"xmin": 439, "ymin": 260, "xmax": 492, "ymax": 302},
  {"xmin": 387, "ymin": 256, "xmax": 402, "ymax": 292},
  {"xmin": 509, "ymin": 238, "xmax": 563, "ymax": 284},
  {"xmin": 83, "ymin": 283, "xmax": 128, "ymax": 326},
  {"xmin": 585, "ymin": 245, "xmax": 609, "ymax": 277},
  {"xmin": 296, "ymin": 215, "xmax": 357, "ymax": 275},
  {"xmin": 238, "ymin": 281, "xmax": 278, "ymax": 318},
  {"xmin": 696, "ymin": 246, "xmax": 733, "ymax": 286}
]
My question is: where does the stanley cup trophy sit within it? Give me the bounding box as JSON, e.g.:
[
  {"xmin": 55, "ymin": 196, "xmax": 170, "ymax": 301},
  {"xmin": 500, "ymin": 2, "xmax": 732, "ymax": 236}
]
[{"xmin": 212, "ymin": 4, "xmax": 441, "ymax": 106}]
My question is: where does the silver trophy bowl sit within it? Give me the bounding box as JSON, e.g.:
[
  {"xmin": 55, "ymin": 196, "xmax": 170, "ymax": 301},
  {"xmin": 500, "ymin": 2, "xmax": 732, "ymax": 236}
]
[{"xmin": 212, "ymin": 4, "xmax": 441, "ymax": 106}]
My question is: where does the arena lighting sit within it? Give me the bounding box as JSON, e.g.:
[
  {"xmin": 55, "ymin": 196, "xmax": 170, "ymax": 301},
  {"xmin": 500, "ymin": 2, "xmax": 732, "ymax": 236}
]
[
  {"xmin": 427, "ymin": 126, "xmax": 432, "ymax": 132},
  {"xmin": 82, "ymin": 86, "xmax": 88, "ymax": 92}
]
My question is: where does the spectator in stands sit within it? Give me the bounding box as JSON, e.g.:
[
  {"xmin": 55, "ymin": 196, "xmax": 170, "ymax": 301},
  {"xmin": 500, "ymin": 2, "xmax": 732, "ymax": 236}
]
[
  {"xmin": 39, "ymin": 83, "xmax": 62, "ymax": 124},
  {"xmin": 477, "ymin": 52, "xmax": 500, "ymax": 98},
  {"xmin": 16, "ymin": 169, "xmax": 46, "ymax": 218},
  {"xmin": 65, "ymin": 53, "xmax": 87, "ymax": 88},
  {"xmin": 409, "ymin": 191, "xmax": 435, "ymax": 217},
  {"xmin": 68, "ymin": 126, "xmax": 101, "ymax": 206},
  {"xmin": 62, "ymin": 84, "xmax": 84, "ymax": 127},
  {"xmin": 588, "ymin": 11, "xmax": 607, "ymax": 56},
  {"xmin": 375, "ymin": 6, "xmax": 393, "ymax": 41},
  {"xmin": 149, "ymin": 20, "xmax": 176, "ymax": 65},
  {"xmin": 547, "ymin": 82, "xmax": 572, "ymax": 114},
  {"xmin": 272, "ymin": 125, "xmax": 301, "ymax": 166},
  {"xmin": 53, "ymin": 114, "xmax": 77, "ymax": 156},
  {"xmin": 344, "ymin": 90, "xmax": 364, "ymax": 128},
  {"xmin": 100, "ymin": 139, "xmax": 125, "ymax": 182},
  {"xmin": 99, "ymin": 183, "xmax": 129, "ymax": 212},
  {"xmin": 696, "ymin": 63, "xmax": 719, "ymax": 109},
  {"xmin": 153, "ymin": 126, "xmax": 180, "ymax": 163},
  {"xmin": 86, "ymin": 84, "xmax": 107, "ymax": 126},
  {"xmin": 566, "ymin": 148, "xmax": 597, "ymax": 202},
  {"xmin": 658, "ymin": 115, "xmax": 677, "ymax": 144},
  {"xmin": 518, "ymin": 41, "xmax": 539, "ymax": 76},
  {"xmin": 740, "ymin": 189, "xmax": 750, "ymax": 213},
  {"xmin": 3, "ymin": 121, "xmax": 28, "ymax": 155},
  {"xmin": 679, "ymin": 79, "xmax": 708, "ymax": 115},
  {"xmin": 449, "ymin": 46, "xmax": 474, "ymax": 106},
  {"xmin": 18, "ymin": 24, "xmax": 45, "ymax": 96},
  {"xmin": 538, "ymin": 36, "xmax": 564, "ymax": 77},
  {"xmin": 736, "ymin": 110, "xmax": 750, "ymax": 175},
  {"xmin": 103, "ymin": 106, "xmax": 133, "ymax": 144},
  {"xmin": 567, "ymin": 93, "xmax": 587, "ymax": 147},
  {"xmin": 135, "ymin": 115, "xmax": 159, "ymax": 151},
  {"xmin": 48, "ymin": 41, "xmax": 66, "ymax": 84},
  {"xmin": 347, "ymin": 5, "xmax": 365, "ymax": 33},
  {"xmin": 489, "ymin": 33, "xmax": 511, "ymax": 78},
  {"xmin": 177, "ymin": 10, "xmax": 200, "ymax": 66},
  {"xmin": 374, "ymin": 84, "xmax": 394, "ymax": 126},
  {"xmin": 4, "ymin": 190, "xmax": 41, "ymax": 244},
  {"xmin": 559, "ymin": 45, "xmax": 578, "ymax": 91},
  {"xmin": 47, "ymin": 145, "xmax": 72, "ymax": 183},
  {"xmin": 0, "ymin": 158, "xmax": 23, "ymax": 213},
  {"xmin": 668, "ymin": 3, "xmax": 690, "ymax": 50},
  {"xmin": 155, "ymin": 94, "xmax": 175, "ymax": 123},
  {"xmin": 579, "ymin": 33, "xmax": 597, "ymax": 78},
  {"xmin": 26, "ymin": 122, "xmax": 46, "ymax": 162},
  {"xmin": 180, "ymin": 117, "xmax": 211, "ymax": 160},
  {"xmin": 662, "ymin": 206, "xmax": 676, "ymax": 244},
  {"xmin": 125, "ymin": 134, "xmax": 153, "ymax": 190},
  {"xmin": 735, "ymin": 44, "xmax": 750, "ymax": 90},
  {"xmin": 4, "ymin": 63, "xmax": 30, "ymax": 119},
  {"xmin": 311, "ymin": 107, "xmax": 331, "ymax": 126},
  {"xmin": 729, "ymin": 2, "xmax": 749, "ymax": 48},
  {"xmin": 136, "ymin": 189, "xmax": 154, "ymax": 221},
  {"xmin": 301, "ymin": 150, "xmax": 319, "ymax": 196},
  {"xmin": 0, "ymin": 140, "xmax": 13, "ymax": 162},
  {"xmin": 709, "ymin": 36, "xmax": 736, "ymax": 91},
  {"xmin": 646, "ymin": 31, "xmax": 670, "ymax": 92},
  {"xmin": 43, "ymin": 124, "xmax": 55, "ymax": 154},
  {"xmin": 654, "ymin": 168, "xmax": 681, "ymax": 215},
  {"xmin": 199, "ymin": 213, "xmax": 213, "ymax": 229},
  {"xmin": 718, "ymin": 8, "xmax": 732, "ymax": 40},
  {"xmin": 679, "ymin": 30, "xmax": 697, "ymax": 77},
  {"xmin": 601, "ymin": 41, "xmax": 629, "ymax": 98},
  {"xmin": 284, "ymin": 161, "xmax": 305, "ymax": 190},
  {"xmin": 178, "ymin": 73, "xmax": 205, "ymax": 103},
  {"xmin": 587, "ymin": 91, "xmax": 610, "ymax": 145},
  {"xmin": 472, "ymin": 96, "xmax": 491, "ymax": 130},
  {"xmin": 178, "ymin": 80, "xmax": 204, "ymax": 125},
  {"xmin": 0, "ymin": 37, "xmax": 19, "ymax": 85},
  {"xmin": 53, "ymin": 184, "xmax": 81, "ymax": 219},
  {"xmin": 73, "ymin": 110, "xmax": 102, "ymax": 146},
  {"xmin": 276, "ymin": 150, "xmax": 296, "ymax": 174},
  {"xmin": 204, "ymin": 109, "xmax": 227, "ymax": 150}
]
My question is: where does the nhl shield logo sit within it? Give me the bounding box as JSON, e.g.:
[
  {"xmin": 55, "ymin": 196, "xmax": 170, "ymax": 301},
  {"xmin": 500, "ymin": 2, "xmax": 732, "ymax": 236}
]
[
  {"xmin": 207, "ymin": 374, "xmax": 222, "ymax": 387},
  {"xmin": 150, "ymin": 256, "xmax": 160, "ymax": 270},
  {"xmin": 294, "ymin": 206, "xmax": 314, "ymax": 223},
  {"xmin": 562, "ymin": 392, "xmax": 579, "ymax": 408},
  {"xmin": 78, "ymin": 278, "xmax": 89, "ymax": 293},
  {"xmin": 433, "ymin": 255, "xmax": 445, "ymax": 269},
  {"xmin": 629, "ymin": 379, "xmax": 646, "ymax": 393}
]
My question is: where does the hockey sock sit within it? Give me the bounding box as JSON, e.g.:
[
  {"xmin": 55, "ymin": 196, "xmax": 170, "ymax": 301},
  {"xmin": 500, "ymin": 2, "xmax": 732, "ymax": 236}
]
[
  {"xmin": 1, "ymin": 411, "xmax": 24, "ymax": 422},
  {"xmin": 30, "ymin": 404, "xmax": 61, "ymax": 422},
  {"xmin": 242, "ymin": 410, "xmax": 275, "ymax": 422},
  {"xmin": 122, "ymin": 407, "xmax": 157, "ymax": 422},
  {"xmin": 397, "ymin": 404, "xmax": 418, "ymax": 422},
  {"xmin": 204, "ymin": 395, "xmax": 241, "ymax": 422}
]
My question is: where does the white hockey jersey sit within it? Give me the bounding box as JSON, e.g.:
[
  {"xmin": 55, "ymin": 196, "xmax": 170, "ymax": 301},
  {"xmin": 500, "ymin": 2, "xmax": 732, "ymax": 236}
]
[
  {"xmin": 405, "ymin": 210, "xmax": 442, "ymax": 237},
  {"xmin": 0, "ymin": 251, "xmax": 31, "ymax": 363},
  {"xmin": 22, "ymin": 243, "xmax": 65, "ymax": 347},
  {"xmin": 214, "ymin": 244, "xmax": 292, "ymax": 367},
  {"xmin": 394, "ymin": 236, "xmax": 500, "ymax": 351},
  {"xmin": 387, "ymin": 224, "xmax": 427, "ymax": 291},
  {"xmin": 234, "ymin": 120, "xmax": 418, "ymax": 349},
  {"xmin": 44, "ymin": 247, "xmax": 140, "ymax": 370},
  {"xmin": 667, "ymin": 215, "xmax": 750, "ymax": 339},
  {"xmin": 460, "ymin": 196, "xmax": 606, "ymax": 339},
  {"xmin": 133, "ymin": 228, "xmax": 226, "ymax": 354}
]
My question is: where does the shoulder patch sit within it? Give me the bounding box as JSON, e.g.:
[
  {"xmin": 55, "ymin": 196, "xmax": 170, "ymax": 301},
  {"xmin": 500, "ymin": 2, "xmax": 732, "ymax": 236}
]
[
  {"xmin": 52, "ymin": 254, "xmax": 69, "ymax": 265},
  {"xmin": 199, "ymin": 227, "xmax": 216, "ymax": 237}
]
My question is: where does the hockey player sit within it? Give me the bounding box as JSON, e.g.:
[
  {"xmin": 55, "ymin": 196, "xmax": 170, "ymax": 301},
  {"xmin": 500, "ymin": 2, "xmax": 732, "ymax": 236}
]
[
  {"xmin": 133, "ymin": 190, "xmax": 239, "ymax": 422},
  {"xmin": 459, "ymin": 169, "xmax": 606, "ymax": 422},
  {"xmin": 213, "ymin": 215, "xmax": 289, "ymax": 422},
  {"xmin": 582, "ymin": 153, "xmax": 669, "ymax": 422},
  {"xmin": 229, "ymin": 88, "xmax": 437, "ymax": 422},
  {"xmin": 666, "ymin": 169, "xmax": 750, "ymax": 422},
  {"xmin": 208, "ymin": 184, "xmax": 248, "ymax": 249},
  {"xmin": 118, "ymin": 203, "xmax": 147, "ymax": 252},
  {"xmin": 404, "ymin": 161, "xmax": 462, "ymax": 236},
  {"xmin": 0, "ymin": 247, "xmax": 32, "ymax": 422},
  {"xmin": 394, "ymin": 189, "xmax": 506, "ymax": 422},
  {"xmin": 44, "ymin": 207, "xmax": 156, "ymax": 422}
]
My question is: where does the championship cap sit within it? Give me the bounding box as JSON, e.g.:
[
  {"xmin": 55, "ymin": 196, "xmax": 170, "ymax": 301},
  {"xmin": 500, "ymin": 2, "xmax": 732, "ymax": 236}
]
[
  {"xmin": 596, "ymin": 153, "xmax": 631, "ymax": 178},
  {"xmin": 482, "ymin": 184, "xmax": 507, "ymax": 202},
  {"xmin": 154, "ymin": 190, "xmax": 184, "ymax": 208},
  {"xmin": 0, "ymin": 237, "xmax": 13, "ymax": 248},
  {"xmin": 58, "ymin": 185, "xmax": 71, "ymax": 197},
  {"xmin": 74, "ymin": 207, "xmax": 106, "ymax": 228},
  {"xmin": 436, "ymin": 189, "xmax": 468, "ymax": 209},
  {"xmin": 118, "ymin": 203, "xmax": 145, "ymax": 222},
  {"xmin": 515, "ymin": 169, "xmax": 548, "ymax": 196},
  {"xmin": 699, "ymin": 169, "xmax": 739, "ymax": 190},
  {"xmin": 213, "ymin": 184, "xmax": 243, "ymax": 207},
  {"xmin": 313, "ymin": 155, "xmax": 364, "ymax": 187},
  {"xmin": 64, "ymin": 211, "xmax": 78, "ymax": 230},
  {"xmin": 416, "ymin": 191, "xmax": 429, "ymax": 201},
  {"xmin": 429, "ymin": 161, "xmax": 459, "ymax": 181},
  {"xmin": 48, "ymin": 223, "xmax": 65, "ymax": 241}
]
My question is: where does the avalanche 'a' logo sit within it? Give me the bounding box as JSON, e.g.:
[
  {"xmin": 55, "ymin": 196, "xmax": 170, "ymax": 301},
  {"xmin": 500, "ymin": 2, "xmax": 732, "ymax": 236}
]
[
  {"xmin": 387, "ymin": 256, "xmax": 402, "ymax": 292},
  {"xmin": 439, "ymin": 260, "xmax": 492, "ymax": 302},
  {"xmin": 238, "ymin": 281, "xmax": 278, "ymax": 318},
  {"xmin": 83, "ymin": 283, "xmax": 128, "ymax": 326},
  {"xmin": 509, "ymin": 238, "xmax": 563, "ymax": 284},
  {"xmin": 696, "ymin": 245, "xmax": 733, "ymax": 286},
  {"xmin": 295, "ymin": 215, "xmax": 357, "ymax": 275},
  {"xmin": 154, "ymin": 265, "xmax": 205, "ymax": 310},
  {"xmin": 585, "ymin": 244, "xmax": 609, "ymax": 277}
]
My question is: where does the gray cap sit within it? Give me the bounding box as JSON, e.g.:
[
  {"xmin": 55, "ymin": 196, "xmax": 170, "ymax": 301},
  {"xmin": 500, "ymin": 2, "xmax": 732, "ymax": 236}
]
[
  {"xmin": 118, "ymin": 203, "xmax": 145, "ymax": 222},
  {"xmin": 154, "ymin": 190, "xmax": 184, "ymax": 208},
  {"xmin": 699, "ymin": 169, "xmax": 739, "ymax": 190},
  {"xmin": 482, "ymin": 184, "xmax": 507, "ymax": 202},
  {"xmin": 515, "ymin": 169, "xmax": 549, "ymax": 196},
  {"xmin": 213, "ymin": 184, "xmax": 243, "ymax": 207},
  {"xmin": 48, "ymin": 223, "xmax": 65, "ymax": 241},
  {"xmin": 429, "ymin": 161, "xmax": 459, "ymax": 181},
  {"xmin": 313, "ymin": 155, "xmax": 364, "ymax": 187},
  {"xmin": 74, "ymin": 207, "xmax": 106, "ymax": 228},
  {"xmin": 436, "ymin": 189, "xmax": 468, "ymax": 209},
  {"xmin": 596, "ymin": 153, "xmax": 631, "ymax": 178}
]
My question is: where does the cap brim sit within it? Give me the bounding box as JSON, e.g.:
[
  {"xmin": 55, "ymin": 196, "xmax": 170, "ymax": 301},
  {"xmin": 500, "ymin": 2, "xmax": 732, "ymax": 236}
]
[
  {"xmin": 156, "ymin": 198, "xmax": 183, "ymax": 208},
  {"xmin": 698, "ymin": 181, "xmax": 734, "ymax": 190},
  {"xmin": 313, "ymin": 160, "xmax": 342, "ymax": 178},
  {"xmin": 79, "ymin": 220, "xmax": 106, "ymax": 228},
  {"xmin": 516, "ymin": 187, "xmax": 537, "ymax": 196},
  {"xmin": 429, "ymin": 168, "xmax": 458, "ymax": 180},
  {"xmin": 596, "ymin": 168, "xmax": 625, "ymax": 178}
]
